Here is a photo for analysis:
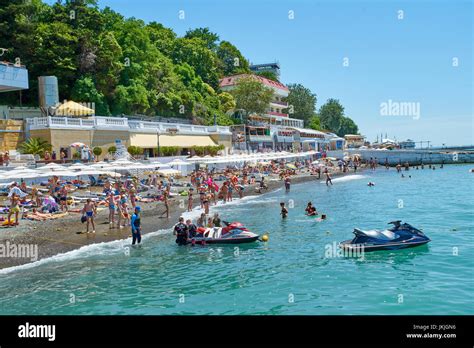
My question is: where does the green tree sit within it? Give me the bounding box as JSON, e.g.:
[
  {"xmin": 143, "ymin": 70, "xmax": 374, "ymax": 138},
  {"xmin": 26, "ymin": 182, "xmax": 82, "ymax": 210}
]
[
  {"xmin": 93, "ymin": 146, "xmax": 103, "ymax": 157},
  {"xmin": 319, "ymin": 98, "xmax": 345, "ymax": 133},
  {"xmin": 216, "ymin": 41, "xmax": 249, "ymax": 76},
  {"xmin": 230, "ymin": 76, "xmax": 274, "ymax": 118},
  {"xmin": 171, "ymin": 37, "xmax": 220, "ymax": 88},
  {"xmin": 308, "ymin": 115, "xmax": 322, "ymax": 131},
  {"xmin": 19, "ymin": 138, "xmax": 52, "ymax": 156},
  {"xmin": 127, "ymin": 145, "xmax": 143, "ymax": 157},
  {"xmin": 71, "ymin": 76, "xmax": 110, "ymax": 115},
  {"xmin": 285, "ymin": 83, "xmax": 317, "ymax": 126},
  {"xmin": 184, "ymin": 27, "xmax": 219, "ymax": 50},
  {"xmin": 338, "ymin": 116, "xmax": 359, "ymax": 137}
]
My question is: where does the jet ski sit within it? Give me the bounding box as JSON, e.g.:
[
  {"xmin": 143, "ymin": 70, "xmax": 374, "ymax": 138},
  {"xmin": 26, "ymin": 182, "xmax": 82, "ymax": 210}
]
[
  {"xmin": 340, "ymin": 221, "xmax": 430, "ymax": 252},
  {"xmin": 189, "ymin": 221, "xmax": 259, "ymax": 245}
]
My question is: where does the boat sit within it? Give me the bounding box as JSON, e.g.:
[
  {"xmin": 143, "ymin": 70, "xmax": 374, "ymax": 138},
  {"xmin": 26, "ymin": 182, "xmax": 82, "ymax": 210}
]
[
  {"xmin": 339, "ymin": 220, "xmax": 430, "ymax": 252},
  {"xmin": 189, "ymin": 221, "xmax": 260, "ymax": 245}
]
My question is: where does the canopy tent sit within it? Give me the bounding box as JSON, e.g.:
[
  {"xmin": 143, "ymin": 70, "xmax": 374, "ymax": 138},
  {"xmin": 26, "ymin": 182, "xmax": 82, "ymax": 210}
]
[
  {"xmin": 55, "ymin": 100, "xmax": 94, "ymax": 117},
  {"xmin": 159, "ymin": 135, "xmax": 217, "ymax": 148}
]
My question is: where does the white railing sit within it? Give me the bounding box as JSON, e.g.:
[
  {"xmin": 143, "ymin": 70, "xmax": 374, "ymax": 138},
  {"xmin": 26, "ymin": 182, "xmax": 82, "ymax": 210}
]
[{"xmin": 26, "ymin": 116, "xmax": 231, "ymax": 135}]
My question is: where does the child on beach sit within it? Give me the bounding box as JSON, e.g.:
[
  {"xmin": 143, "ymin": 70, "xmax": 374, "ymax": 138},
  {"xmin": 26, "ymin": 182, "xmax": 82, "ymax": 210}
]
[{"xmin": 7, "ymin": 193, "xmax": 20, "ymax": 225}]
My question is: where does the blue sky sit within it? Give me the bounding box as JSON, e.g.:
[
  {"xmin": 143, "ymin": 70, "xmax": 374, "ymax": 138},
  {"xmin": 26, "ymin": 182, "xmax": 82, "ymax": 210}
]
[{"xmin": 48, "ymin": 0, "xmax": 472, "ymax": 146}]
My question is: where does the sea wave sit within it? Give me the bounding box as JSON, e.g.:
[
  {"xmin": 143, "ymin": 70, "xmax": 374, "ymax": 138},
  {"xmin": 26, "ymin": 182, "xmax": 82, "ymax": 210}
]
[{"xmin": 0, "ymin": 229, "xmax": 170, "ymax": 275}]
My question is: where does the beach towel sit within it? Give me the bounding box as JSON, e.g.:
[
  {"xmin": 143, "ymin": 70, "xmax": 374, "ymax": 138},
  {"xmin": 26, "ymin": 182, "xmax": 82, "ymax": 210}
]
[{"xmin": 8, "ymin": 187, "xmax": 28, "ymax": 198}]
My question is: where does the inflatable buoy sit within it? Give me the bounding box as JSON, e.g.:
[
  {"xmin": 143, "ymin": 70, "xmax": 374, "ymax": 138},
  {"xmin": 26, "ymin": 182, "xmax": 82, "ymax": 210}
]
[{"xmin": 261, "ymin": 234, "xmax": 269, "ymax": 242}]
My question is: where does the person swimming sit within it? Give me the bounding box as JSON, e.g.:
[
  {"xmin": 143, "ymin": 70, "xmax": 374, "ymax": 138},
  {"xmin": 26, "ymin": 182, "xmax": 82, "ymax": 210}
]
[
  {"xmin": 316, "ymin": 214, "xmax": 327, "ymax": 222},
  {"xmin": 368, "ymin": 182, "xmax": 375, "ymax": 186},
  {"xmin": 305, "ymin": 202, "xmax": 317, "ymax": 216}
]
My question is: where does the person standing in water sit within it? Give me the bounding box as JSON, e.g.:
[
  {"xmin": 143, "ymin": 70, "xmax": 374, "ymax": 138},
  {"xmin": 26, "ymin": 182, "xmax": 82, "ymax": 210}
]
[
  {"xmin": 174, "ymin": 217, "xmax": 188, "ymax": 246},
  {"xmin": 130, "ymin": 206, "xmax": 142, "ymax": 245},
  {"xmin": 325, "ymin": 169, "xmax": 333, "ymax": 186},
  {"xmin": 284, "ymin": 175, "xmax": 291, "ymax": 192},
  {"xmin": 280, "ymin": 202, "xmax": 288, "ymax": 219}
]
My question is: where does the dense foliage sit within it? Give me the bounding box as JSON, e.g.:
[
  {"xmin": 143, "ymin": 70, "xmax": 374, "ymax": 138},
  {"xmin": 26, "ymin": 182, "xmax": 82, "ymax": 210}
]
[
  {"xmin": 0, "ymin": 0, "xmax": 252, "ymax": 125},
  {"xmin": 18, "ymin": 137, "xmax": 52, "ymax": 156},
  {"xmin": 318, "ymin": 98, "xmax": 359, "ymax": 136}
]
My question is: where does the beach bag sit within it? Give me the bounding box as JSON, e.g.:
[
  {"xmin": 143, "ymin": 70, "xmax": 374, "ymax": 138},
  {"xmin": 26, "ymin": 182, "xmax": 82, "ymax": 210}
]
[{"xmin": 81, "ymin": 215, "xmax": 87, "ymax": 223}]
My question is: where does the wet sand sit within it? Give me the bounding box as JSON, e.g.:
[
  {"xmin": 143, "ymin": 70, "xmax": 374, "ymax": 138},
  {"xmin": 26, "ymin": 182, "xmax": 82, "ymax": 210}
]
[{"xmin": 0, "ymin": 169, "xmax": 359, "ymax": 270}]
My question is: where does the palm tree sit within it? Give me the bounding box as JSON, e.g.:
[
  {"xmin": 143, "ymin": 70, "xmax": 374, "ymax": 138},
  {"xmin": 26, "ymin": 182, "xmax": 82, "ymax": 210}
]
[{"xmin": 19, "ymin": 138, "xmax": 52, "ymax": 156}]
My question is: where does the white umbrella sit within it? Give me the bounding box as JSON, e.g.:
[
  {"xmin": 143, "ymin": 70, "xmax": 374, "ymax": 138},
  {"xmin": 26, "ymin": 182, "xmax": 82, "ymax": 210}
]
[
  {"xmin": 68, "ymin": 163, "xmax": 90, "ymax": 170},
  {"xmin": 37, "ymin": 163, "xmax": 65, "ymax": 171},
  {"xmin": 157, "ymin": 168, "xmax": 180, "ymax": 176},
  {"xmin": 167, "ymin": 159, "xmax": 190, "ymax": 166}
]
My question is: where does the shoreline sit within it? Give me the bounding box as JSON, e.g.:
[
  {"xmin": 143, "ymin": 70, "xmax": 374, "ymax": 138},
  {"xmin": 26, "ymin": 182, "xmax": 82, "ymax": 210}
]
[{"xmin": 0, "ymin": 169, "xmax": 362, "ymax": 271}]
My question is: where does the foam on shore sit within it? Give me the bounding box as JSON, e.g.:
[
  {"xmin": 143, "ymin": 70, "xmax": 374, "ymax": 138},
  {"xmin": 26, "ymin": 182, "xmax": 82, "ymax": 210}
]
[
  {"xmin": 320, "ymin": 174, "xmax": 367, "ymax": 184},
  {"xmin": 0, "ymin": 187, "xmax": 275, "ymax": 275}
]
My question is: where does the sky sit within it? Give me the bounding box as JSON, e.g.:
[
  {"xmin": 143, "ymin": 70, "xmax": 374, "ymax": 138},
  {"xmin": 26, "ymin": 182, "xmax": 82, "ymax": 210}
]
[{"xmin": 47, "ymin": 0, "xmax": 473, "ymax": 146}]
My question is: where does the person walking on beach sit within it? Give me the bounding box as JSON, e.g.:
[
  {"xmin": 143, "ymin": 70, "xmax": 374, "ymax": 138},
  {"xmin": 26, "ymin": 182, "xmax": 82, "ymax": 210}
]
[
  {"xmin": 187, "ymin": 188, "xmax": 194, "ymax": 212},
  {"xmin": 130, "ymin": 206, "xmax": 142, "ymax": 245},
  {"xmin": 82, "ymin": 198, "xmax": 96, "ymax": 233},
  {"xmin": 162, "ymin": 190, "xmax": 169, "ymax": 218},
  {"xmin": 107, "ymin": 192, "xmax": 116, "ymax": 228},
  {"xmin": 174, "ymin": 217, "xmax": 188, "ymax": 246}
]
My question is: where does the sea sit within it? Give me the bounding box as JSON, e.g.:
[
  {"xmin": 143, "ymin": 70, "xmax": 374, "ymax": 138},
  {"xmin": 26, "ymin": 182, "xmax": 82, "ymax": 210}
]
[{"xmin": 0, "ymin": 164, "xmax": 472, "ymax": 315}]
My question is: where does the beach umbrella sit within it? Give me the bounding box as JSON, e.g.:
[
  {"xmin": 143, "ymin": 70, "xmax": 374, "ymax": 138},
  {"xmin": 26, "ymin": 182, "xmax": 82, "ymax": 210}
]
[
  {"xmin": 157, "ymin": 168, "xmax": 180, "ymax": 176},
  {"xmin": 70, "ymin": 142, "xmax": 86, "ymax": 148},
  {"xmin": 55, "ymin": 100, "xmax": 94, "ymax": 116},
  {"xmin": 37, "ymin": 163, "xmax": 65, "ymax": 171},
  {"xmin": 167, "ymin": 159, "xmax": 190, "ymax": 166},
  {"xmin": 68, "ymin": 163, "xmax": 90, "ymax": 170}
]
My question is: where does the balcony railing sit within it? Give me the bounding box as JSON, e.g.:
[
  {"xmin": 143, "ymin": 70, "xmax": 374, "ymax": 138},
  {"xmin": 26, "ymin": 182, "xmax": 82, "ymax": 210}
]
[
  {"xmin": 271, "ymin": 100, "xmax": 288, "ymax": 107},
  {"xmin": 267, "ymin": 111, "xmax": 289, "ymax": 117},
  {"xmin": 26, "ymin": 116, "xmax": 231, "ymax": 135}
]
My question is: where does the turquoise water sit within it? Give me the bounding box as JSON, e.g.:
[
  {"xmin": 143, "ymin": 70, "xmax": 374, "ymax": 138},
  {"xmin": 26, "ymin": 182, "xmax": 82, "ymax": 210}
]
[{"xmin": 0, "ymin": 164, "xmax": 473, "ymax": 315}]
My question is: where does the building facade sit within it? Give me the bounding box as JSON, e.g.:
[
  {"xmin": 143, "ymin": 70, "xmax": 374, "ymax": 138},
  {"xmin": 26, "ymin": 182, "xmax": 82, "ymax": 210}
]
[{"xmin": 26, "ymin": 116, "xmax": 232, "ymax": 159}]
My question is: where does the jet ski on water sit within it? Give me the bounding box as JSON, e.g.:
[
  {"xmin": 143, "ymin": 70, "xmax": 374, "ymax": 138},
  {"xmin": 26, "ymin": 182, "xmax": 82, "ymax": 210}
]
[
  {"xmin": 340, "ymin": 220, "xmax": 430, "ymax": 252},
  {"xmin": 190, "ymin": 221, "xmax": 260, "ymax": 245}
]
